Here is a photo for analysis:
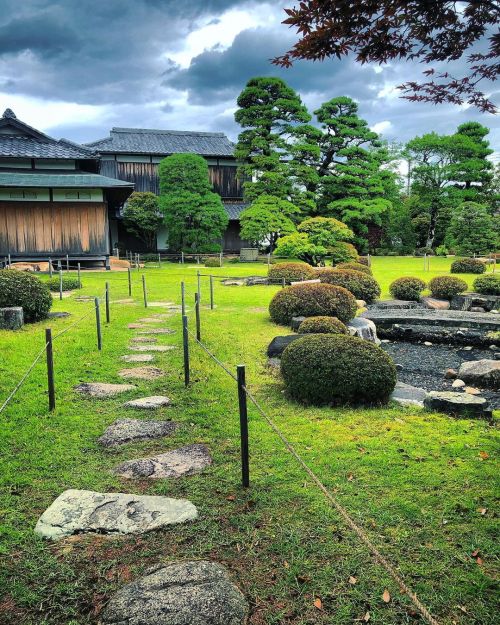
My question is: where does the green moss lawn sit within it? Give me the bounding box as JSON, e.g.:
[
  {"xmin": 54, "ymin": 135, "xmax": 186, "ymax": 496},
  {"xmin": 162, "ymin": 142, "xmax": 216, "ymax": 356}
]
[{"xmin": 0, "ymin": 257, "xmax": 497, "ymax": 624}]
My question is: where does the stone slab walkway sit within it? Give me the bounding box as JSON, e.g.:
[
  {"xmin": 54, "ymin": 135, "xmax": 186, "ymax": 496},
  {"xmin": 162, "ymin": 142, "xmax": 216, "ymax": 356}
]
[
  {"xmin": 74, "ymin": 382, "xmax": 136, "ymax": 398},
  {"xmin": 124, "ymin": 396, "xmax": 171, "ymax": 409},
  {"xmin": 118, "ymin": 366, "xmax": 165, "ymax": 380},
  {"xmin": 137, "ymin": 328, "xmax": 175, "ymax": 335},
  {"xmin": 129, "ymin": 345, "xmax": 176, "ymax": 352},
  {"xmin": 113, "ymin": 444, "xmax": 212, "ymax": 479},
  {"xmin": 130, "ymin": 336, "xmax": 157, "ymax": 343},
  {"xmin": 98, "ymin": 418, "xmax": 177, "ymax": 447},
  {"xmin": 121, "ymin": 354, "xmax": 155, "ymax": 363}
]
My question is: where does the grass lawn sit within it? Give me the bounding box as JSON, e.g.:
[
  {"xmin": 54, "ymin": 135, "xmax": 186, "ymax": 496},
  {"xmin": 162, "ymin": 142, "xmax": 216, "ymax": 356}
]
[{"xmin": 0, "ymin": 257, "xmax": 498, "ymax": 625}]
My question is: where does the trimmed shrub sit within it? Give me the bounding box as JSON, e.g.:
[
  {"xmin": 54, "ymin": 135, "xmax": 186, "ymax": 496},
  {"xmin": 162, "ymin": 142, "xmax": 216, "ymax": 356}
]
[
  {"xmin": 451, "ymin": 258, "xmax": 486, "ymax": 274},
  {"xmin": 268, "ymin": 262, "xmax": 315, "ymax": 284},
  {"xmin": 357, "ymin": 256, "xmax": 369, "ymax": 266},
  {"xmin": 46, "ymin": 276, "xmax": 82, "ymax": 292},
  {"xmin": 316, "ymin": 268, "xmax": 381, "ymax": 303},
  {"xmin": 281, "ymin": 334, "xmax": 397, "ymax": 406},
  {"xmin": 269, "ymin": 283, "xmax": 357, "ymax": 325},
  {"xmin": 330, "ymin": 242, "xmax": 358, "ymax": 264},
  {"xmin": 298, "ymin": 316, "xmax": 348, "ymax": 335},
  {"xmin": 429, "ymin": 276, "xmax": 468, "ymax": 299},
  {"xmin": 204, "ymin": 257, "xmax": 222, "ymax": 268},
  {"xmin": 473, "ymin": 274, "xmax": 500, "ymax": 296},
  {"xmin": 0, "ymin": 269, "xmax": 52, "ymax": 322},
  {"xmin": 389, "ymin": 276, "xmax": 426, "ymax": 301},
  {"xmin": 336, "ymin": 262, "xmax": 373, "ymax": 275}
]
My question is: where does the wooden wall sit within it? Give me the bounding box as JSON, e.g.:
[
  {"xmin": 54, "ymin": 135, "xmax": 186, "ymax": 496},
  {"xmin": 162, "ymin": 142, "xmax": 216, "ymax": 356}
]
[{"xmin": 0, "ymin": 202, "xmax": 109, "ymax": 255}]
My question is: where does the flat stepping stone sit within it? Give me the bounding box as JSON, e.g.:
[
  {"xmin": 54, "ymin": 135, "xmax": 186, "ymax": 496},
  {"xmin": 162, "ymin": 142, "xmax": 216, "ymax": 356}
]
[
  {"xmin": 138, "ymin": 317, "xmax": 165, "ymax": 323},
  {"xmin": 112, "ymin": 298, "xmax": 135, "ymax": 304},
  {"xmin": 34, "ymin": 489, "xmax": 197, "ymax": 540},
  {"xmin": 74, "ymin": 382, "xmax": 136, "ymax": 398},
  {"xmin": 130, "ymin": 336, "xmax": 158, "ymax": 343},
  {"xmin": 129, "ymin": 345, "xmax": 176, "ymax": 352},
  {"xmin": 391, "ymin": 382, "xmax": 427, "ymax": 407},
  {"xmin": 98, "ymin": 418, "xmax": 176, "ymax": 447},
  {"xmin": 137, "ymin": 328, "xmax": 175, "ymax": 335},
  {"xmin": 125, "ymin": 396, "xmax": 171, "ymax": 409},
  {"xmin": 118, "ymin": 366, "xmax": 165, "ymax": 380},
  {"xmin": 114, "ymin": 443, "xmax": 212, "ymax": 479},
  {"xmin": 121, "ymin": 354, "xmax": 155, "ymax": 363},
  {"xmin": 148, "ymin": 301, "xmax": 175, "ymax": 307},
  {"xmin": 128, "ymin": 323, "xmax": 147, "ymax": 329},
  {"xmin": 424, "ymin": 391, "xmax": 492, "ymax": 419},
  {"xmin": 47, "ymin": 311, "xmax": 70, "ymax": 319},
  {"xmin": 99, "ymin": 560, "xmax": 248, "ymax": 625}
]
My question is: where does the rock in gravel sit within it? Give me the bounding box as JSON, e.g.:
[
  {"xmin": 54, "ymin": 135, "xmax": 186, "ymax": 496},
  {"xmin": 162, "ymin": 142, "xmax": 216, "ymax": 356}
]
[
  {"xmin": 422, "ymin": 297, "xmax": 450, "ymax": 310},
  {"xmin": 452, "ymin": 379, "xmax": 465, "ymax": 388},
  {"xmin": 121, "ymin": 354, "xmax": 155, "ymax": 363},
  {"xmin": 465, "ymin": 386, "xmax": 481, "ymax": 395},
  {"xmin": 119, "ymin": 366, "xmax": 165, "ymax": 380},
  {"xmin": 423, "ymin": 391, "xmax": 492, "ymax": 419},
  {"xmin": 494, "ymin": 352, "xmax": 500, "ymax": 361},
  {"xmin": 125, "ymin": 396, "xmax": 171, "ymax": 410},
  {"xmin": 444, "ymin": 368, "xmax": 458, "ymax": 379},
  {"xmin": 130, "ymin": 336, "xmax": 158, "ymax": 343},
  {"xmin": 99, "ymin": 560, "xmax": 248, "ymax": 625},
  {"xmin": 114, "ymin": 444, "xmax": 212, "ymax": 479},
  {"xmin": 34, "ymin": 490, "xmax": 197, "ymax": 540},
  {"xmin": 98, "ymin": 419, "xmax": 177, "ymax": 447},
  {"xmin": 137, "ymin": 328, "xmax": 175, "ymax": 335},
  {"xmin": 347, "ymin": 317, "xmax": 379, "ymax": 343},
  {"xmin": 423, "ymin": 341, "xmax": 433, "ymax": 346},
  {"xmin": 458, "ymin": 359, "xmax": 500, "ymax": 390},
  {"xmin": 129, "ymin": 345, "xmax": 176, "ymax": 352},
  {"xmin": 391, "ymin": 382, "xmax": 427, "ymax": 406},
  {"xmin": 74, "ymin": 382, "xmax": 136, "ymax": 398}
]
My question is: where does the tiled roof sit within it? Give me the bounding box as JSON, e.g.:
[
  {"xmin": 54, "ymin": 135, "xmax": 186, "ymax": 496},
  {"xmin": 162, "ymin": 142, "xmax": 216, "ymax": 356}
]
[
  {"xmin": 223, "ymin": 202, "xmax": 249, "ymax": 220},
  {"xmin": 0, "ymin": 171, "xmax": 133, "ymax": 188},
  {"xmin": 0, "ymin": 136, "xmax": 96, "ymax": 159},
  {"xmin": 87, "ymin": 127, "xmax": 235, "ymax": 157}
]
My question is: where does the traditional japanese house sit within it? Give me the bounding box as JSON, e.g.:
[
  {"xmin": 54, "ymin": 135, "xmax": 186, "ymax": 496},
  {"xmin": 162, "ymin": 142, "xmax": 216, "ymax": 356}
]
[
  {"xmin": 87, "ymin": 127, "xmax": 249, "ymax": 252},
  {"xmin": 0, "ymin": 109, "xmax": 133, "ymax": 268}
]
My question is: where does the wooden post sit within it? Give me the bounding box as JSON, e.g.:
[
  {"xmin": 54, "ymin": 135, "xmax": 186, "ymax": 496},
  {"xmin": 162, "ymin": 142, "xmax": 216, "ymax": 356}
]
[
  {"xmin": 210, "ymin": 275, "xmax": 214, "ymax": 310},
  {"xmin": 219, "ymin": 251, "xmax": 223, "ymax": 267},
  {"xmin": 237, "ymin": 365, "xmax": 250, "ymax": 488},
  {"xmin": 367, "ymin": 253, "xmax": 371, "ymax": 268},
  {"xmin": 105, "ymin": 282, "xmax": 110, "ymax": 323},
  {"xmin": 142, "ymin": 274, "xmax": 148, "ymax": 307},
  {"xmin": 8, "ymin": 253, "xmax": 11, "ymax": 268},
  {"xmin": 195, "ymin": 293, "xmax": 201, "ymax": 341},
  {"xmin": 181, "ymin": 281, "xmax": 186, "ymax": 317},
  {"xmin": 45, "ymin": 328, "xmax": 55, "ymax": 411},
  {"xmin": 282, "ymin": 277, "xmax": 285, "ymax": 288},
  {"xmin": 182, "ymin": 314, "xmax": 190, "ymax": 387},
  {"xmin": 59, "ymin": 270, "xmax": 63, "ymax": 301},
  {"xmin": 136, "ymin": 253, "xmax": 140, "ymax": 272},
  {"xmin": 66, "ymin": 254, "xmax": 69, "ymax": 271},
  {"xmin": 424, "ymin": 253, "xmax": 427, "ymax": 271},
  {"xmin": 158, "ymin": 253, "xmax": 161, "ymax": 268},
  {"xmin": 77, "ymin": 263, "xmax": 81, "ymax": 288},
  {"xmin": 197, "ymin": 270, "xmax": 201, "ymax": 303},
  {"xmin": 95, "ymin": 297, "xmax": 102, "ymax": 350},
  {"xmin": 267, "ymin": 253, "xmax": 271, "ymax": 269},
  {"xmin": 48, "ymin": 258, "xmax": 53, "ymax": 278},
  {"xmin": 127, "ymin": 267, "xmax": 132, "ymax": 296},
  {"xmin": 181, "ymin": 251, "xmax": 184, "ymax": 264}
]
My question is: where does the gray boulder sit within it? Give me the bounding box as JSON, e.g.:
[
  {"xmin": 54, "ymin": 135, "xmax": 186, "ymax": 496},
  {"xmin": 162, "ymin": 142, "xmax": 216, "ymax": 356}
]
[
  {"xmin": 113, "ymin": 444, "xmax": 212, "ymax": 479},
  {"xmin": 98, "ymin": 418, "xmax": 177, "ymax": 447},
  {"xmin": 347, "ymin": 317, "xmax": 379, "ymax": 343},
  {"xmin": 423, "ymin": 391, "xmax": 492, "ymax": 420},
  {"xmin": 0, "ymin": 306, "xmax": 23, "ymax": 330},
  {"xmin": 290, "ymin": 316, "xmax": 306, "ymax": 331},
  {"xmin": 458, "ymin": 359, "xmax": 500, "ymax": 390},
  {"xmin": 391, "ymin": 382, "xmax": 427, "ymax": 407},
  {"xmin": 267, "ymin": 335, "xmax": 302, "ymax": 357},
  {"xmin": 99, "ymin": 560, "xmax": 248, "ymax": 625}
]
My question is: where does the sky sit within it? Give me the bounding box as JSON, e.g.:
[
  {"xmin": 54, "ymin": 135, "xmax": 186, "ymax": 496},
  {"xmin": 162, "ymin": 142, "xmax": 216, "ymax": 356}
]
[{"xmin": 0, "ymin": 0, "xmax": 498, "ymax": 159}]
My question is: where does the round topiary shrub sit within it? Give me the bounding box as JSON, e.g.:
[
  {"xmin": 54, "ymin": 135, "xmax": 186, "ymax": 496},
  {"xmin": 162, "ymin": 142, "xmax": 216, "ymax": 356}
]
[
  {"xmin": 429, "ymin": 276, "xmax": 468, "ymax": 299},
  {"xmin": 330, "ymin": 242, "xmax": 359, "ymax": 265},
  {"xmin": 389, "ymin": 276, "xmax": 426, "ymax": 301},
  {"xmin": 269, "ymin": 283, "xmax": 357, "ymax": 325},
  {"xmin": 316, "ymin": 268, "xmax": 381, "ymax": 303},
  {"xmin": 0, "ymin": 269, "xmax": 52, "ymax": 322},
  {"xmin": 281, "ymin": 334, "xmax": 397, "ymax": 406},
  {"xmin": 357, "ymin": 256, "xmax": 369, "ymax": 266},
  {"xmin": 204, "ymin": 257, "xmax": 222, "ymax": 268},
  {"xmin": 268, "ymin": 262, "xmax": 315, "ymax": 284},
  {"xmin": 298, "ymin": 315, "xmax": 348, "ymax": 335},
  {"xmin": 336, "ymin": 262, "xmax": 373, "ymax": 275},
  {"xmin": 451, "ymin": 258, "xmax": 486, "ymax": 274},
  {"xmin": 46, "ymin": 276, "xmax": 82, "ymax": 292},
  {"xmin": 473, "ymin": 274, "xmax": 500, "ymax": 295}
]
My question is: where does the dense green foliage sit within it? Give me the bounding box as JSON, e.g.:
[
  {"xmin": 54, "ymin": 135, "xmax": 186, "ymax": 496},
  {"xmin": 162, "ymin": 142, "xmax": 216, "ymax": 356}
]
[
  {"xmin": 316, "ymin": 268, "xmax": 381, "ymax": 303},
  {"xmin": 0, "ymin": 270, "xmax": 52, "ymax": 322},
  {"xmin": 204, "ymin": 257, "xmax": 222, "ymax": 268},
  {"xmin": 239, "ymin": 195, "xmax": 300, "ymax": 251},
  {"xmin": 269, "ymin": 282, "xmax": 357, "ymax": 325},
  {"xmin": 158, "ymin": 154, "xmax": 228, "ymax": 252},
  {"xmin": 336, "ymin": 262, "xmax": 372, "ymax": 275},
  {"xmin": 329, "ymin": 242, "xmax": 359, "ymax": 264},
  {"xmin": 389, "ymin": 276, "xmax": 426, "ymax": 301},
  {"xmin": 473, "ymin": 274, "xmax": 500, "ymax": 295},
  {"xmin": 429, "ymin": 276, "xmax": 468, "ymax": 299},
  {"xmin": 268, "ymin": 262, "xmax": 315, "ymax": 284},
  {"xmin": 451, "ymin": 258, "xmax": 486, "ymax": 274},
  {"xmin": 448, "ymin": 202, "xmax": 499, "ymax": 256},
  {"xmin": 298, "ymin": 315, "xmax": 348, "ymax": 335},
  {"xmin": 123, "ymin": 192, "xmax": 164, "ymax": 251},
  {"xmin": 46, "ymin": 276, "xmax": 82, "ymax": 292},
  {"xmin": 281, "ymin": 334, "xmax": 397, "ymax": 405}
]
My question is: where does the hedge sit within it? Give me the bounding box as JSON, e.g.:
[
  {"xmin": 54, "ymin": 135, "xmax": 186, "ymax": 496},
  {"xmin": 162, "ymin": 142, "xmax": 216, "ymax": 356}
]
[
  {"xmin": 389, "ymin": 276, "xmax": 426, "ymax": 301},
  {"xmin": 0, "ymin": 270, "xmax": 52, "ymax": 322},
  {"xmin": 298, "ymin": 316, "xmax": 348, "ymax": 335},
  {"xmin": 429, "ymin": 276, "xmax": 468, "ymax": 299},
  {"xmin": 268, "ymin": 262, "xmax": 315, "ymax": 284},
  {"xmin": 316, "ymin": 268, "xmax": 381, "ymax": 303}
]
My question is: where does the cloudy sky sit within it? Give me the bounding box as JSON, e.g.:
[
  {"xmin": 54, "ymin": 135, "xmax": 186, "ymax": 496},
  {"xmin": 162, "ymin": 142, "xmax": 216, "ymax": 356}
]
[{"xmin": 0, "ymin": 0, "xmax": 498, "ymax": 157}]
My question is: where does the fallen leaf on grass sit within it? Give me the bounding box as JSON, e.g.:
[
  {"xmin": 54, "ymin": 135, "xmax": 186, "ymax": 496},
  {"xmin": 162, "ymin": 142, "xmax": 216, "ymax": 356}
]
[
  {"xmin": 226, "ymin": 495, "xmax": 235, "ymax": 501},
  {"xmin": 479, "ymin": 451, "xmax": 489, "ymax": 460},
  {"xmin": 314, "ymin": 598, "xmax": 323, "ymax": 610},
  {"xmin": 363, "ymin": 611, "xmax": 371, "ymax": 622},
  {"xmin": 347, "ymin": 473, "xmax": 354, "ymax": 481},
  {"xmin": 283, "ymin": 560, "xmax": 290, "ymax": 569},
  {"xmin": 349, "ymin": 576, "xmax": 357, "ymax": 585},
  {"xmin": 382, "ymin": 589, "xmax": 391, "ymax": 603},
  {"xmin": 478, "ymin": 508, "xmax": 487, "ymax": 516},
  {"xmin": 471, "ymin": 550, "xmax": 480, "ymax": 557}
]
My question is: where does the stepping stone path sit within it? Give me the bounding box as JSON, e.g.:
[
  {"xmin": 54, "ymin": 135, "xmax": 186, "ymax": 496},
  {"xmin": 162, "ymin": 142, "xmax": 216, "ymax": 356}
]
[
  {"xmin": 130, "ymin": 336, "xmax": 157, "ymax": 343},
  {"xmin": 138, "ymin": 317, "xmax": 165, "ymax": 323},
  {"xmin": 74, "ymin": 382, "xmax": 136, "ymax": 398},
  {"xmin": 124, "ymin": 396, "xmax": 171, "ymax": 409},
  {"xmin": 34, "ymin": 489, "xmax": 197, "ymax": 540},
  {"xmin": 113, "ymin": 443, "xmax": 212, "ymax": 479},
  {"xmin": 99, "ymin": 560, "xmax": 248, "ymax": 625},
  {"xmin": 121, "ymin": 354, "xmax": 155, "ymax": 363},
  {"xmin": 129, "ymin": 345, "xmax": 176, "ymax": 352},
  {"xmin": 137, "ymin": 328, "xmax": 175, "ymax": 335},
  {"xmin": 147, "ymin": 301, "xmax": 175, "ymax": 308},
  {"xmin": 98, "ymin": 418, "xmax": 176, "ymax": 447},
  {"xmin": 424, "ymin": 391, "xmax": 492, "ymax": 419},
  {"xmin": 118, "ymin": 366, "xmax": 165, "ymax": 380},
  {"xmin": 128, "ymin": 323, "xmax": 147, "ymax": 329}
]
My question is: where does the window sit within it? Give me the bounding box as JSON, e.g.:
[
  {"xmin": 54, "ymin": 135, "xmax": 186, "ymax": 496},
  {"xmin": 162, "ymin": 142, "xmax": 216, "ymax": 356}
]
[
  {"xmin": 65, "ymin": 190, "xmax": 91, "ymax": 199},
  {"xmin": 9, "ymin": 190, "xmax": 37, "ymax": 199}
]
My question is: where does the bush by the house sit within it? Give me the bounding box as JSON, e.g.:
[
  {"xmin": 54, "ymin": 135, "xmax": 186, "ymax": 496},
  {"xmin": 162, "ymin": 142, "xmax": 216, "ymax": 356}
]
[
  {"xmin": 473, "ymin": 274, "xmax": 500, "ymax": 296},
  {"xmin": 330, "ymin": 242, "xmax": 358, "ymax": 264},
  {"xmin": 357, "ymin": 257, "xmax": 370, "ymax": 266},
  {"xmin": 429, "ymin": 276, "xmax": 468, "ymax": 299},
  {"xmin": 451, "ymin": 258, "xmax": 486, "ymax": 274},
  {"xmin": 204, "ymin": 257, "xmax": 222, "ymax": 268},
  {"xmin": 316, "ymin": 268, "xmax": 381, "ymax": 303},
  {"xmin": 46, "ymin": 276, "xmax": 82, "ymax": 292},
  {"xmin": 268, "ymin": 262, "xmax": 315, "ymax": 284},
  {"xmin": 281, "ymin": 334, "xmax": 397, "ymax": 406},
  {"xmin": 0, "ymin": 270, "xmax": 52, "ymax": 322},
  {"xmin": 298, "ymin": 316, "xmax": 348, "ymax": 335},
  {"xmin": 269, "ymin": 283, "xmax": 357, "ymax": 325},
  {"xmin": 389, "ymin": 276, "xmax": 426, "ymax": 301},
  {"xmin": 336, "ymin": 262, "xmax": 373, "ymax": 275}
]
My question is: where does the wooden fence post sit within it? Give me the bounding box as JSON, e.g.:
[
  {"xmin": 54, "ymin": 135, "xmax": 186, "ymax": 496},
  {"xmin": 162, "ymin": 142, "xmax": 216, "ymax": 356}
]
[
  {"xmin": 158, "ymin": 253, "xmax": 161, "ymax": 268},
  {"xmin": 181, "ymin": 281, "xmax": 186, "ymax": 317},
  {"xmin": 210, "ymin": 275, "xmax": 214, "ymax": 310},
  {"xmin": 48, "ymin": 258, "xmax": 53, "ymax": 278},
  {"xmin": 237, "ymin": 365, "xmax": 250, "ymax": 488},
  {"xmin": 182, "ymin": 315, "xmax": 190, "ymax": 386},
  {"xmin": 95, "ymin": 297, "xmax": 102, "ymax": 350},
  {"xmin": 127, "ymin": 267, "xmax": 132, "ymax": 296},
  {"xmin": 105, "ymin": 282, "xmax": 110, "ymax": 323},
  {"xmin": 197, "ymin": 270, "xmax": 201, "ymax": 302},
  {"xmin": 195, "ymin": 293, "xmax": 201, "ymax": 341},
  {"xmin": 142, "ymin": 274, "xmax": 148, "ymax": 308},
  {"xmin": 77, "ymin": 263, "xmax": 81, "ymax": 288},
  {"xmin": 282, "ymin": 277, "xmax": 285, "ymax": 288},
  {"xmin": 66, "ymin": 254, "xmax": 69, "ymax": 272},
  {"xmin": 59, "ymin": 270, "xmax": 63, "ymax": 300},
  {"xmin": 45, "ymin": 328, "xmax": 55, "ymax": 411}
]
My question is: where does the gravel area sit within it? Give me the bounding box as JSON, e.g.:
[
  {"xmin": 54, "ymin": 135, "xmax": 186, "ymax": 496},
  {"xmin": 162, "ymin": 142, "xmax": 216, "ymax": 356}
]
[{"xmin": 380, "ymin": 341, "xmax": 499, "ymax": 408}]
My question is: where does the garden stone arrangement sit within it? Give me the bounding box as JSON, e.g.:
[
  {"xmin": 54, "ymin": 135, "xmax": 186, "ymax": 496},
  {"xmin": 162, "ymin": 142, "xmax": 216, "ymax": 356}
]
[
  {"xmin": 98, "ymin": 418, "xmax": 177, "ymax": 447},
  {"xmin": 113, "ymin": 443, "xmax": 212, "ymax": 479}
]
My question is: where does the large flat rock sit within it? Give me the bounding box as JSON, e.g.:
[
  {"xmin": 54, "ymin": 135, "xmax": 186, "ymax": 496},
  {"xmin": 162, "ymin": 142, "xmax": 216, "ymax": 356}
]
[
  {"xmin": 121, "ymin": 354, "xmax": 155, "ymax": 363},
  {"xmin": 34, "ymin": 489, "xmax": 197, "ymax": 540},
  {"xmin": 129, "ymin": 345, "xmax": 176, "ymax": 352},
  {"xmin": 137, "ymin": 328, "xmax": 175, "ymax": 335},
  {"xmin": 391, "ymin": 382, "xmax": 427, "ymax": 407},
  {"xmin": 99, "ymin": 560, "xmax": 248, "ymax": 625},
  {"xmin": 114, "ymin": 444, "xmax": 212, "ymax": 479},
  {"xmin": 362, "ymin": 308, "xmax": 500, "ymax": 331},
  {"xmin": 74, "ymin": 382, "xmax": 136, "ymax": 398},
  {"xmin": 98, "ymin": 419, "xmax": 177, "ymax": 447},
  {"xmin": 267, "ymin": 335, "xmax": 301, "ymax": 357},
  {"xmin": 458, "ymin": 359, "xmax": 500, "ymax": 389},
  {"xmin": 424, "ymin": 391, "xmax": 492, "ymax": 419},
  {"xmin": 130, "ymin": 336, "xmax": 158, "ymax": 344},
  {"xmin": 118, "ymin": 366, "xmax": 165, "ymax": 380},
  {"xmin": 125, "ymin": 396, "xmax": 171, "ymax": 410}
]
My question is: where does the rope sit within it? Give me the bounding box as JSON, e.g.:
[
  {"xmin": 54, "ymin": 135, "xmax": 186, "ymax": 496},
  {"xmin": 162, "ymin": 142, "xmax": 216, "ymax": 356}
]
[
  {"xmin": 186, "ymin": 327, "xmax": 238, "ymax": 381},
  {"xmin": 0, "ymin": 342, "xmax": 49, "ymax": 415}
]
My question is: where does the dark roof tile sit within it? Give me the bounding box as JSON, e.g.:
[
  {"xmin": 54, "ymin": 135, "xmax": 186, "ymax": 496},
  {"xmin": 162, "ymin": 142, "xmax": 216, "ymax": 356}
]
[
  {"xmin": 0, "ymin": 136, "xmax": 96, "ymax": 159},
  {"xmin": 0, "ymin": 171, "xmax": 133, "ymax": 188}
]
